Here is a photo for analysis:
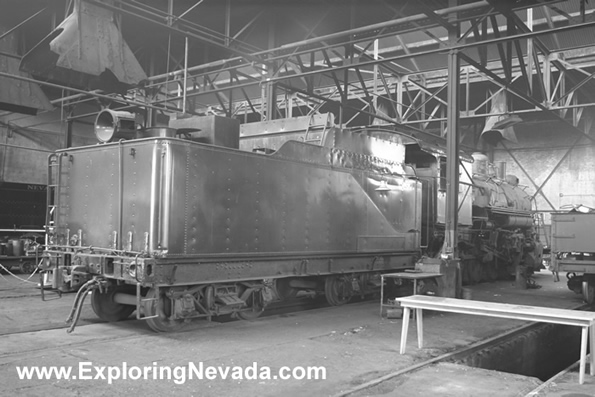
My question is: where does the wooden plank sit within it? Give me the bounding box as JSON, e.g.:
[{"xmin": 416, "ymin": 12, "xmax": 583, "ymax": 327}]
[
  {"xmin": 397, "ymin": 299, "xmax": 595, "ymax": 323},
  {"xmin": 384, "ymin": 272, "xmax": 443, "ymax": 280},
  {"xmin": 397, "ymin": 302, "xmax": 591, "ymax": 327}
]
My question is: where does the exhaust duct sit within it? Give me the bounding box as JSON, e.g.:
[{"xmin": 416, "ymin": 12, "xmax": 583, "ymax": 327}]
[
  {"xmin": 0, "ymin": 25, "xmax": 52, "ymax": 115},
  {"xmin": 19, "ymin": 0, "xmax": 146, "ymax": 94},
  {"xmin": 481, "ymin": 90, "xmax": 520, "ymax": 146}
]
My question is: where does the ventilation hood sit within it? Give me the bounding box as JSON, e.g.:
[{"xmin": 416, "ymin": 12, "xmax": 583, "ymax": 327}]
[
  {"xmin": 0, "ymin": 26, "xmax": 52, "ymax": 115},
  {"xmin": 19, "ymin": 0, "xmax": 147, "ymax": 94}
]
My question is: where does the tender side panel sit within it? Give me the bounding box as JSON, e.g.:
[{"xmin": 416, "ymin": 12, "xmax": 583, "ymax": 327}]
[{"xmin": 164, "ymin": 141, "xmax": 420, "ymax": 256}]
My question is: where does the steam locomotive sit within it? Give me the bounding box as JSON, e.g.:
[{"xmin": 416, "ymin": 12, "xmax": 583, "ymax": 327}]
[{"xmin": 40, "ymin": 111, "xmax": 541, "ymax": 332}]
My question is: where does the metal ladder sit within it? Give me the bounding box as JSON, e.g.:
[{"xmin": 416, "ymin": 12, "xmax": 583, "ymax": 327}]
[
  {"xmin": 135, "ymin": 283, "xmax": 159, "ymax": 320},
  {"xmin": 304, "ymin": 113, "xmax": 332, "ymax": 145},
  {"xmin": 533, "ymin": 212, "xmax": 550, "ymax": 248},
  {"xmin": 45, "ymin": 153, "xmax": 65, "ymax": 240}
]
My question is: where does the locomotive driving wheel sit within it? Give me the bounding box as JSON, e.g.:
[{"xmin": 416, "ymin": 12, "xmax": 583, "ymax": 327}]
[
  {"xmin": 143, "ymin": 288, "xmax": 185, "ymax": 332},
  {"xmin": 91, "ymin": 285, "xmax": 136, "ymax": 322},
  {"xmin": 324, "ymin": 275, "xmax": 352, "ymax": 306}
]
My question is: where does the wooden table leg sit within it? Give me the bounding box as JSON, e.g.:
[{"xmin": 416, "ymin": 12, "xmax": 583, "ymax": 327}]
[
  {"xmin": 400, "ymin": 307, "xmax": 410, "ymax": 354},
  {"xmin": 590, "ymin": 324, "xmax": 595, "ymax": 376},
  {"xmin": 580, "ymin": 326, "xmax": 588, "ymax": 384},
  {"xmin": 416, "ymin": 308, "xmax": 423, "ymax": 349},
  {"xmin": 380, "ymin": 275, "xmax": 385, "ymax": 317}
]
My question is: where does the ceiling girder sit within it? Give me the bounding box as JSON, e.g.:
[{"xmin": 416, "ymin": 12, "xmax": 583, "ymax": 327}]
[{"xmin": 459, "ymin": 51, "xmax": 595, "ymax": 144}]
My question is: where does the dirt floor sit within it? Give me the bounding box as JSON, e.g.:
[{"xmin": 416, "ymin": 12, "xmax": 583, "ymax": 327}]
[{"xmin": 0, "ymin": 267, "xmax": 592, "ymax": 397}]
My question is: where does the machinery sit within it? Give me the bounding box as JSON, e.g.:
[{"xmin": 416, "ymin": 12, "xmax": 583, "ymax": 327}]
[
  {"xmin": 550, "ymin": 205, "xmax": 595, "ymax": 304},
  {"xmin": 41, "ymin": 111, "xmax": 422, "ymax": 332}
]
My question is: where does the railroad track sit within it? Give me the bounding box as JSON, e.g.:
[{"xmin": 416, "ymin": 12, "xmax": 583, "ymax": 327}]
[{"xmin": 333, "ymin": 303, "xmax": 592, "ymax": 397}]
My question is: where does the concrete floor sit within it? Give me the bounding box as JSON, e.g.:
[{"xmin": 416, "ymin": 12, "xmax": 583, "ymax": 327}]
[{"xmin": 0, "ymin": 268, "xmax": 592, "ymax": 396}]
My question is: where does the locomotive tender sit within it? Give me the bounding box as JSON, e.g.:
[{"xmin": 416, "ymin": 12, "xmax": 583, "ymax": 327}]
[
  {"xmin": 41, "ymin": 111, "xmax": 541, "ymax": 331},
  {"xmin": 43, "ymin": 112, "xmax": 422, "ymax": 331}
]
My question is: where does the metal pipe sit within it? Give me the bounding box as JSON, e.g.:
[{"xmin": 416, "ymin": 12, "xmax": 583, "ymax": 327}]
[
  {"xmin": 0, "ymin": 142, "xmax": 53, "ymax": 152},
  {"xmin": 177, "ymin": 0, "xmax": 205, "ymax": 21},
  {"xmin": 51, "ymin": 90, "xmax": 103, "ymax": 105},
  {"xmin": 0, "ymin": 7, "xmax": 47, "ymax": 42},
  {"xmin": 113, "ymin": 292, "xmax": 137, "ymax": 305},
  {"xmin": 117, "ymin": 141, "xmax": 124, "ymax": 250},
  {"xmin": 148, "ymin": 144, "xmax": 160, "ymax": 253},
  {"xmin": 147, "ymin": 57, "xmax": 243, "ymax": 82},
  {"xmin": 0, "ymin": 51, "xmax": 21, "ymax": 59},
  {"xmin": 0, "ymin": 71, "xmax": 183, "ymax": 113},
  {"xmin": 0, "ymin": 228, "xmax": 45, "ymax": 233},
  {"xmin": 183, "ymin": 36, "xmax": 188, "ymax": 113},
  {"xmin": 160, "ymin": 143, "xmax": 172, "ymax": 251}
]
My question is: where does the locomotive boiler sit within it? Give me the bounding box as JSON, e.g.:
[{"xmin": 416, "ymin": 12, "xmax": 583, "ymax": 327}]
[
  {"xmin": 464, "ymin": 153, "xmax": 542, "ymax": 286},
  {"xmin": 404, "ymin": 144, "xmax": 542, "ymax": 286},
  {"xmin": 41, "ymin": 111, "xmax": 422, "ymax": 331}
]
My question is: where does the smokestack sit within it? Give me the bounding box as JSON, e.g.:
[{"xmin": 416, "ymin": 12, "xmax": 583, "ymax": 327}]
[{"xmin": 19, "ymin": 0, "xmax": 147, "ymax": 94}]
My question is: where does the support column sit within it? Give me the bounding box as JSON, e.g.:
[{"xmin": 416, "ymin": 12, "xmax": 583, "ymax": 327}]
[
  {"xmin": 445, "ymin": 50, "xmax": 460, "ymax": 260},
  {"xmin": 446, "ymin": 50, "xmax": 462, "ymax": 297}
]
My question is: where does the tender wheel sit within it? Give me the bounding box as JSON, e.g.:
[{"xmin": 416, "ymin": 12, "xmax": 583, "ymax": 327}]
[
  {"xmin": 582, "ymin": 281, "xmax": 595, "ymax": 305},
  {"xmin": 91, "ymin": 286, "xmax": 136, "ymax": 322},
  {"xmin": 325, "ymin": 275, "xmax": 352, "ymax": 306},
  {"xmin": 19, "ymin": 261, "xmax": 36, "ymax": 274},
  {"xmin": 143, "ymin": 288, "xmax": 185, "ymax": 332},
  {"xmin": 237, "ymin": 287, "xmax": 264, "ymax": 320},
  {"xmin": 274, "ymin": 278, "xmax": 298, "ymax": 300}
]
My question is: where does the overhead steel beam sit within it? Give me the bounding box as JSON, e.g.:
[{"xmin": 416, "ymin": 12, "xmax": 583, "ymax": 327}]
[
  {"xmin": 264, "ymin": 20, "xmax": 595, "ymax": 84},
  {"xmin": 459, "ymin": 52, "xmax": 595, "ymax": 144},
  {"xmin": 276, "ymin": 81, "xmax": 454, "ymax": 149},
  {"xmin": 85, "ymin": 0, "xmax": 267, "ymax": 65},
  {"xmin": 0, "ymin": 71, "xmax": 183, "ymax": 114},
  {"xmin": 500, "ymin": 141, "xmax": 557, "ymax": 210}
]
